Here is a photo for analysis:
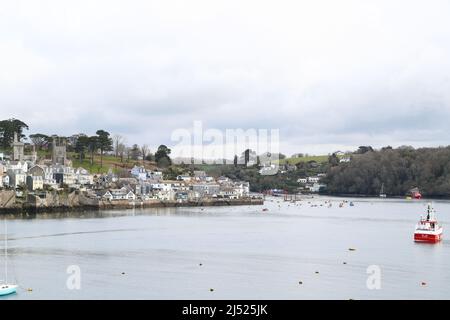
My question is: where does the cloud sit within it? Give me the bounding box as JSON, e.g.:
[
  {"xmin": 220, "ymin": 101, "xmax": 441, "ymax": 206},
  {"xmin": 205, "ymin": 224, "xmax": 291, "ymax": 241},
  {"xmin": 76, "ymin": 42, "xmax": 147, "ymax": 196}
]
[{"xmin": 1, "ymin": 0, "xmax": 450, "ymax": 156}]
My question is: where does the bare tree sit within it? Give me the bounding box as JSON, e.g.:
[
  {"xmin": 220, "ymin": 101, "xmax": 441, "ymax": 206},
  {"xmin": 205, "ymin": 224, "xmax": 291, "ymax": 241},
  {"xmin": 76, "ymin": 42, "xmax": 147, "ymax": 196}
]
[
  {"xmin": 113, "ymin": 134, "xmax": 124, "ymax": 158},
  {"xmin": 117, "ymin": 143, "xmax": 126, "ymax": 162},
  {"xmin": 141, "ymin": 144, "xmax": 149, "ymax": 165}
]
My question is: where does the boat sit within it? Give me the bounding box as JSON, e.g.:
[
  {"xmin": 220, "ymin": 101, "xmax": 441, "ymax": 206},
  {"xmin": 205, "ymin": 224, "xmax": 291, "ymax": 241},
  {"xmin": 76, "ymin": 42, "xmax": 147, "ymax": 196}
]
[
  {"xmin": 414, "ymin": 203, "xmax": 443, "ymax": 243},
  {"xmin": 0, "ymin": 218, "xmax": 17, "ymax": 296},
  {"xmin": 379, "ymin": 183, "xmax": 386, "ymax": 198}
]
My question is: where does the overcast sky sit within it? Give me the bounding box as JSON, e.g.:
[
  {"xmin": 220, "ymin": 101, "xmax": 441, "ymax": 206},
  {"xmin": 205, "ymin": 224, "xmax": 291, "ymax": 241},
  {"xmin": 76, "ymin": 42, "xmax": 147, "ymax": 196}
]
[{"xmin": 1, "ymin": 0, "xmax": 450, "ymax": 156}]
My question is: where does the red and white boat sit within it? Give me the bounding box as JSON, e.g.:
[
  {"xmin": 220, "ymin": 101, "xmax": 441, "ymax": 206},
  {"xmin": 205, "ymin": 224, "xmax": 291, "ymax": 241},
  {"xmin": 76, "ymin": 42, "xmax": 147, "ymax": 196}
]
[{"xmin": 414, "ymin": 203, "xmax": 443, "ymax": 243}]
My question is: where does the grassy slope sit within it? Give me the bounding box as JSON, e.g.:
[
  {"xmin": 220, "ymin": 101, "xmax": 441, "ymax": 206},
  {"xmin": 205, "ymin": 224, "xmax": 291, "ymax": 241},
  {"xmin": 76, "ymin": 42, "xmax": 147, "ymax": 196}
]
[{"xmin": 277, "ymin": 155, "xmax": 330, "ymax": 165}]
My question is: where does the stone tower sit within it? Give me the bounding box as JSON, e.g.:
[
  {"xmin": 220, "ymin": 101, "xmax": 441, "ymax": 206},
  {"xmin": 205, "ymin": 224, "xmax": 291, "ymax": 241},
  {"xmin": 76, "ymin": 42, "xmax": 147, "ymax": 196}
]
[
  {"xmin": 12, "ymin": 132, "xmax": 24, "ymax": 161},
  {"xmin": 52, "ymin": 137, "xmax": 67, "ymax": 165}
]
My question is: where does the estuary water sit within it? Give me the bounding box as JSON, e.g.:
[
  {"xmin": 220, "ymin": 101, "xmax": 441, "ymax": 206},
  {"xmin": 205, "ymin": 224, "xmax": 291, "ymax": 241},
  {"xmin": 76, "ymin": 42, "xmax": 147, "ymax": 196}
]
[{"xmin": 1, "ymin": 196, "xmax": 449, "ymax": 300}]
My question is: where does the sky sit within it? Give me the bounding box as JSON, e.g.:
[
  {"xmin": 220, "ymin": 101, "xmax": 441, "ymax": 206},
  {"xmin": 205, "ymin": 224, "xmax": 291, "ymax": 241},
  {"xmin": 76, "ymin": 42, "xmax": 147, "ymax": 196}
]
[{"xmin": 1, "ymin": 0, "xmax": 450, "ymax": 158}]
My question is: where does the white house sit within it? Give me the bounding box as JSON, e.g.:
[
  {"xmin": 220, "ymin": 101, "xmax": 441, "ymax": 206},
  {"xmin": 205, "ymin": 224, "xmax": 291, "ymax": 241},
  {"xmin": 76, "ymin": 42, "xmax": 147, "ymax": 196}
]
[
  {"xmin": 2, "ymin": 175, "xmax": 10, "ymax": 187},
  {"xmin": 110, "ymin": 188, "xmax": 136, "ymax": 200},
  {"xmin": 308, "ymin": 176, "xmax": 320, "ymax": 183},
  {"xmin": 176, "ymin": 175, "xmax": 192, "ymax": 182},
  {"xmin": 131, "ymin": 165, "xmax": 147, "ymax": 181},
  {"xmin": 7, "ymin": 169, "xmax": 26, "ymax": 188},
  {"xmin": 26, "ymin": 175, "xmax": 44, "ymax": 191},
  {"xmin": 297, "ymin": 178, "xmax": 308, "ymax": 184}
]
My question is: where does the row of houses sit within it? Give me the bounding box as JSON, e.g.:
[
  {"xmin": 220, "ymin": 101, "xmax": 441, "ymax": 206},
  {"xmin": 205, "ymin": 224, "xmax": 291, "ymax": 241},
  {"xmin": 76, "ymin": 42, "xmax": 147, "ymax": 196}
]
[{"xmin": 0, "ymin": 160, "xmax": 94, "ymax": 191}]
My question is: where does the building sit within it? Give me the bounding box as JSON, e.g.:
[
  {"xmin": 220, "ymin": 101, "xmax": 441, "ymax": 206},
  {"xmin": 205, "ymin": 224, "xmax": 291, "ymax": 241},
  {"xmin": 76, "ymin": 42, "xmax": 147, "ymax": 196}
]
[
  {"xmin": 26, "ymin": 175, "xmax": 44, "ymax": 191},
  {"xmin": 192, "ymin": 183, "xmax": 220, "ymax": 198},
  {"xmin": 297, "ymin": 178, "xmax": 307, "ymax": 184},
  {"xmin": 12, "ymin": 132, "xmax": 24, "ymax": 161},
  {"xmin": 7, "ymin": 169, "xmax": 26, "ymax": 188},
  {"xmin": 52, "ymin": 137, "xmax": 67, "ymax": 165},
  {"xmin": 131, "ymin": 165, "xmax": 147, "ymax": 181},
  {"xmin": 308, "ymin": 176, "xmax": 320, "ymax": 183},
  {"xmin": 28, "ymin": 165, "xmax": 46, "ymax": 178}
]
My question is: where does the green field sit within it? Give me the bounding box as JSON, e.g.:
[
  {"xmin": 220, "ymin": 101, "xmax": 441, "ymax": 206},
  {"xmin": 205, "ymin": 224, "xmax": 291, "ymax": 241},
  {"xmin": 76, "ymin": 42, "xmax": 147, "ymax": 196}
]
[{"xmin": 277, "ymin": 155, "xmax": 330, "ymax": 165}]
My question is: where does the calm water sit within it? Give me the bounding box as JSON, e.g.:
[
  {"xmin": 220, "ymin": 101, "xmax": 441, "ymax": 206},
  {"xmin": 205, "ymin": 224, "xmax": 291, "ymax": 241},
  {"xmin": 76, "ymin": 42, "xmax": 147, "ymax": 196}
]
[{"xmin": 1, "ymin": 196, "xmax": 449, "ymax": 300}]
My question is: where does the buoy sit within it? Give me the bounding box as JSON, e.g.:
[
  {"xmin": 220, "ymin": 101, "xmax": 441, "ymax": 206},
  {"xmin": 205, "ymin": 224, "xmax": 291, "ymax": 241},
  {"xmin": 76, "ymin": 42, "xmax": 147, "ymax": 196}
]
[
  {"xmin": 421, "ymin": 282, "xmax": 427, "ymax": 286},
  {"xmin": 343, "ymin": 262, "xmax": 347, "ymax": 264},
  {"xmin": 315, "ymin": 271, "xmax": 319, "ymax": 274},
  {"xmin": 121, "ymin": 272, "xmax": 125, "ymax": 275},
  {"xmin": 199, "ymin": 263, "xmax": 203, "ymax": 266},
  {"xmin": 348, "ymin": 248, "xmax": 356, "ymax": 251},
  {"xmin": 210, "ymin": 288, "xmax": 214, "ymax": 292},
  {"xmin": 27, "ymin": 288, "xmax": 33, "ymax": 292},
  {"xmin": 298, "ymin": 281, "xmax": 303, "ymax": 285}
]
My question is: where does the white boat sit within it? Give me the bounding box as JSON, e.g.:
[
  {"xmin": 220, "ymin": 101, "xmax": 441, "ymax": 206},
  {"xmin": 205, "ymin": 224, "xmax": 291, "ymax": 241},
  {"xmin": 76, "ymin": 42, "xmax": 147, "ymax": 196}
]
[
  {"xmin": 414, "ymin": 203, "xmax": 443, "ymax": 243},
  {"xmin": 0, "ymin": 218, "xmax": 17, "ymax": 296}
]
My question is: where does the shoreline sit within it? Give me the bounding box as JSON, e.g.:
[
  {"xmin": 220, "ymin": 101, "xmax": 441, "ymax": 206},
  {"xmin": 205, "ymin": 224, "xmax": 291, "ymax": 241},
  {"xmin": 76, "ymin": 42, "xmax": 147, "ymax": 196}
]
[{"xmin": 0, "ymin": 198, "xmax": 264, "ymax": 216}]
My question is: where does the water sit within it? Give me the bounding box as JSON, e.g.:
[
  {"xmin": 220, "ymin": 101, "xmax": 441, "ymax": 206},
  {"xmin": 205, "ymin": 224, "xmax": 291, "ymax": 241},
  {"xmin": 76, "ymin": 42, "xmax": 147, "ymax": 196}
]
[{"xmin": 1, "ymin": 196, "xmax": 449, "ymax": 299}]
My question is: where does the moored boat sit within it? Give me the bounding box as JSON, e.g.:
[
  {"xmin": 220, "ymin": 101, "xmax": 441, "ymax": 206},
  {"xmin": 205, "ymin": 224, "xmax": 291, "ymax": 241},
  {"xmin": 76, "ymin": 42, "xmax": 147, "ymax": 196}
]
[{"xmin": 414, "ymin": 203, "xmax": 443, "ymax": 243}]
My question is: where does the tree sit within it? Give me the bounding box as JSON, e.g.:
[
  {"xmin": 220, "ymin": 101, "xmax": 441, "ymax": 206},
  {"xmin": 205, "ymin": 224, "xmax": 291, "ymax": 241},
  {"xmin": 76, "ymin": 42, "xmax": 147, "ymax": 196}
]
[
  {"xmin": 112, "ymin": 134, "xmax": 125, "ymax": 158},
  {"xmin": 130, "ymin": 144, "xmax": 141, "ymax": 161},
  {"xmin": 141, "ymin": 144, "xmax": 149, "ymax": 165},
  {"xmin": 0, "ymin": 118, "xmax": 29, "ymax": 149},
  {"xmin": 117, "ymin": 143, "xmax": 126, "ymax": 162},
  {"xmin": 29, "ymin": 133, "xmax": 49, "ymax": 150},
  {"xmin": 155, "ymin": 145, "xmax": 172, "ymax": 168},
  {"xmin": 87, "ymin": 136, "xmax": 99, "ymax": 166},
  {"xmin": 74, "ymin": 135, "xmax": 90, "ymax": 160},
  {"xmin": 96, "ymin": 130, "xmax": 113, "ymax": 168}
]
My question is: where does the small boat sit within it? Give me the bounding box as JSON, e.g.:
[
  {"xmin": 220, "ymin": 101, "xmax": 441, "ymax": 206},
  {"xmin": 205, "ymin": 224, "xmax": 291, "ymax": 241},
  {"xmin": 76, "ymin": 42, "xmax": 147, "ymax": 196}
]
[
  {"xmin": 414, "ymin": 203, "xmax": 443, "ymax": 243},
  {"xmin": 0, "ymin": 218, "xmax": 17, "ymax": 296},
  {"xmin": 0, "ymin": 284, "xmax": 18, "ymax": 296}
]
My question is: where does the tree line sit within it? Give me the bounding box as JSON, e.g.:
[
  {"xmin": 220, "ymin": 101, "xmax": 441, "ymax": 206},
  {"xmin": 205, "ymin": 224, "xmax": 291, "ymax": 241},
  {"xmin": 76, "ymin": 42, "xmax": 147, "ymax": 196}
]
[{"xmin": 323, "ymin": 146, "xmax": 450, "ymax": 197}]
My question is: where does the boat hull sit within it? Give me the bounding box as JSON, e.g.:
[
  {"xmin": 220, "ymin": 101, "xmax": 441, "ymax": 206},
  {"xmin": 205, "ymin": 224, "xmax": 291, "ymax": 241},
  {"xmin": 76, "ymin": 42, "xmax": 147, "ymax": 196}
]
[
  {"xmin": 0, "ymin": 285, "xmax": 17, "ymax": 296},
  {"xmin": 414, "ymin": 232, "xmax": 442, "ymax": 243}
]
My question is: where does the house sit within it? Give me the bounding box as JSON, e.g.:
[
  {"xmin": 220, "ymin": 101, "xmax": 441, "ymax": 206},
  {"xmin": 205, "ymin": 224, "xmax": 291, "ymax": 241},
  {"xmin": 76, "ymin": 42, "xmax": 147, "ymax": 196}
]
[
  {"xmin": 6, "ymin": 160, "xmax": 28, "ymax": 173},
  {"xmin": 110, "ymin": 188, "xmax": 136, "ymax": 200},
  {"xmin": 176, "ymin": 175, "xmax": 192, "ymax": 182},
  {"xmin": 131, "ymin": 165, "xmax": 147, "ymax": 181},
  {"xmin": 99, "ymin": 187, "xmax": 136, "ymax": 201},
  {"xmin": 193, "ymin": 171, "xmax": 207, "ymax": 181},
  {"xmin": 1, "ymin": 175, "xmax": 9, "ymax": 187},
  {"xmin": 340, "ymin": 157, "xmax": 351, "ymax": 163},
  {"xmin": 26, "ymin": 175, "xmax": 44, "ymax": 191},
  {"xmin": 148, "ymin": 171, "xmax": 163, "ymax": 181},
  {"xmin": 297, "ymin": 178, "xmax": 307, "ymax": 184},
  {"xmin": 28, "ymin": 165, "xmax": 46, "ymax": 178},
  {"xmin": 217, "ymin": 176, "xmax": 230, "ymax": 184},
  {"xmin": 75, "ymin": 168, "xmax": 93, "ymax": 185},
  {"xmin": 218, "ymin": 186, "xmax": 239, "ymax": 199},
  {"xmin": 192, "ymin": 184, "xmax": 220, "ymax": 197},
  {"xmin": 308, "ymin": 176, "xmax": 320, "ymax": 183},
  {"xmin": 7, "ymin": 169, "xmax": 26, "ymax": 188},
  {"xmin": 309, "ymin": 183, "xmax": 326, "ymax": 193}
]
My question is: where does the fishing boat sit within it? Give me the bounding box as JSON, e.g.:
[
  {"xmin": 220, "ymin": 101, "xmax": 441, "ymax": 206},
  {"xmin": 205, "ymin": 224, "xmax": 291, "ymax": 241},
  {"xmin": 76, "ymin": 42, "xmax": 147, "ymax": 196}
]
[
  {"xmin": 0, "ymin": 218, "xmax": 17, "ymax": 296},
  {"xmin": 379, "ymin": 183, "xmax": 386, "ymax": 198},
  {"xmin": 414, "ymin": 203, "xmax": 443, "ymax": 243}
]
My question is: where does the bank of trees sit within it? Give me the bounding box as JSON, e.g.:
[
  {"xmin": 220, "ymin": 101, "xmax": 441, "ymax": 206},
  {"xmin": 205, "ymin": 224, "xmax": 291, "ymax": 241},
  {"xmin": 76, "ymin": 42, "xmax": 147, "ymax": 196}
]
[{"xmin": 323, "ymin": 146, "xmax": 450, "ymax": 197}]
